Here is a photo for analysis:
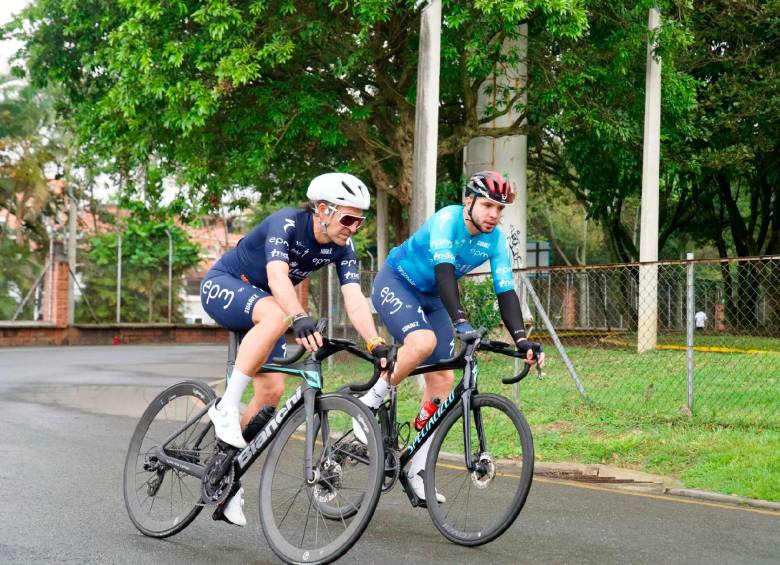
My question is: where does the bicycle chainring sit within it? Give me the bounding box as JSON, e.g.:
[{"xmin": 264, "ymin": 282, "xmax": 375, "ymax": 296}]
[
  {"xmin": 470, "ymin": 452, "xmax": 496, "ymax": 489},
  {"xmin": 201, "ymin": 450, "xmax": 236, "ymax": 506}
]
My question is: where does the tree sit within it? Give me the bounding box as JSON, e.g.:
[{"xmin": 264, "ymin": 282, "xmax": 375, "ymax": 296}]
[
  {"xmin": 7, "ymin": 0, "xmax": 587, "ymax": 243},
  {"xmin": 528, "ymin": 0, "xmax": 699, "ymax": 262},
  {"xmin": 0, "ymin": 77, "xmax": 62, "ymax": 248},
  {"xmin": 78, "ymin": 201, "xmax": 201, "ymax": 323}
]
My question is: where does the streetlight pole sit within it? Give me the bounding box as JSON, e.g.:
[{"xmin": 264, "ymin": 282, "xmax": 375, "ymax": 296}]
[
  {"xmin": 165, "ymin": 229, "xmax": 173, "ymax": 323},
  {"xmin": 116, "ymin": 229, "xmax": 122, "ymax": 324}
]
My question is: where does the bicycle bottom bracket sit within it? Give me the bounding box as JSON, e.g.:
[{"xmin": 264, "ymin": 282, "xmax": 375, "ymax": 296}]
[
  {"xmin": 201, "ymin": 449, "xmax": 236, "ymax": 505},
  {"xmin": 471, "ymin": 452, "xmax": 496, "ymax": 489}
]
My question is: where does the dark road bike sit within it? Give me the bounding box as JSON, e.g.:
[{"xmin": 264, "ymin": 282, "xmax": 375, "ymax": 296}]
[
  {"xmin": 123, "ymin": 320, "xmax": 387, "ymax": 564},
  {"xmin": 339, "ymin": 327, "xmax": 536, "ymax": 546}
]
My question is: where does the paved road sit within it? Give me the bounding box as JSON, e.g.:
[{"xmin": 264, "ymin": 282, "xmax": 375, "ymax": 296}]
[{"xmin": 1, "ymin": 346, "xmax": 778, "ymax": 564}]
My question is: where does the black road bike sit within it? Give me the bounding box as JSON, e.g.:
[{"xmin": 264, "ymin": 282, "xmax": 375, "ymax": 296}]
[
  {"xmin": 338, "ymin": 327, "xmax": 536, "ymax": 546},
  {"xmin": 123, "ymin": 320, "xmax": 388, "ymax": 564}
]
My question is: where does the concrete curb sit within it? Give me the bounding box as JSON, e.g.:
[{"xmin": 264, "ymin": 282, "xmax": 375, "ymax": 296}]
[
  {"xmin": 534, "ymin": 461, "xmax": 780, "ymax": 511},
  {"xmin": 666, "ymin": 488, "xmax": 780, "ymax": 512}
]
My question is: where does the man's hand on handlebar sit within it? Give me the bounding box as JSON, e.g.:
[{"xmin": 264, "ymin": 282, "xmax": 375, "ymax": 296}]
[
  {"xmin": 292, "ymin": 313, "xmax": 323, "ymax": 352},
  {"xmin": 516, "ymin": 339, "xmax": 545, "ymax": 368},
  {"xmin": 367, "ymin": 337, "xmax": 395, "ymax": 377}
]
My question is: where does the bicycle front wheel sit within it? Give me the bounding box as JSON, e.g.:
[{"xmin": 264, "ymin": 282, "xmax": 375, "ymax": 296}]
[
  {"xmin": 425, "ymin": 393, "xmax": 533, "ymax": 546},
  {"xmin": 123, "ymin": 380, "xmax": 217, "ymax": 538},
  {"xmin": 259, "ymin": 393, "xmax": 383, "ymax": 564}
]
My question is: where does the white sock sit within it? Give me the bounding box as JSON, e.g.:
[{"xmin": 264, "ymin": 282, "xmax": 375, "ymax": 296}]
[
  {"xmin": 220, "ymin": 368, "xmax": 251, "ymax": 410},
  {"xmin": 358, "ymin": 377, "xmax": 389, "ymax": 409},
  {"xmin": 407, "ymin": 434, "xmax": 433, "ymax": 478}
]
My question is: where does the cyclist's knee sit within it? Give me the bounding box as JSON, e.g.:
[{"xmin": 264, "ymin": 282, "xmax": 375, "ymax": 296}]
[
  {"xmin": 426, "ymin": 370, "xmax": 454, "ymax": 390},
  {"xmin": 402, "ymin": 330, "xmax": 436, "ymax": 361}
]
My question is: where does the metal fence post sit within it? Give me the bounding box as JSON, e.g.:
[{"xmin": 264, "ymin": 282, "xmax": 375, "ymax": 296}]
[
  {"xmin": 116, "ymin": 230, "xmax": 122, "ymax": 324},
  {"xmin": 686, "ymin": 252, "xmax": 695, "ymax": 413},
  {"xmin": 165, "ymin": 229, "xmax": 173, "ymax": 323}
]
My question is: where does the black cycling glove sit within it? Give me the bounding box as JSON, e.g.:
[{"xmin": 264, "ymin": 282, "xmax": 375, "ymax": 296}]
[
  {"xmin": 516, "ymin": 339, "xmax": 543, "ymax": 360},
  {"xmin": 292, "ymin": 314, "xmax": 318, "ymax": 341}
]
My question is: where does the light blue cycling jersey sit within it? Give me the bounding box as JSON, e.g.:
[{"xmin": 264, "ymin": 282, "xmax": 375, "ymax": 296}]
[{"xmin": 386, "ymin": 204, "xmax": 515, "ymax": 294}]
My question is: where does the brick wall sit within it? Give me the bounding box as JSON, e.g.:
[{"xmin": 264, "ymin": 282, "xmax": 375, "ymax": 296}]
[{"xmin": 0, "ymin": 324, "xmax": 229, "ymax": 347}]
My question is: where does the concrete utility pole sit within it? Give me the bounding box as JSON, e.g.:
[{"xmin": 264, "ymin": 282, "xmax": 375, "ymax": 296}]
[
  {"xmin": 464, "ymin": 26, "xmax": 529, "ymax": 308},
  {"xmin": 638, "ymin": 7, "xmax": 662, "ymax": 353},
  {"xmin": 410, "ymin": 0, "xmax": 441, "ymax": 232}
]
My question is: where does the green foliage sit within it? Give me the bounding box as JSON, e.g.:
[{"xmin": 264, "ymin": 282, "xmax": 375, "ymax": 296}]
[
  {"xmin": 0, "ymin": 236, "xmax": 44, "ymax": 320},
  {"xmin": 6, "ymin": 0, "xmax": 587, "ymax": 217},
  {"xmin": 0, "ymin": 78, "xmax": 63, "ymax": 248},
  {"xmin": 77, "ymin": 205, "xmax": 201, "ymax": 323},
  {"xmin": 532, "ymin": 0, "xmax": 779, "ymax": 262},
  {"xmin": 460, "ymin": 276, "xmax": 502, "ymax": 333}
]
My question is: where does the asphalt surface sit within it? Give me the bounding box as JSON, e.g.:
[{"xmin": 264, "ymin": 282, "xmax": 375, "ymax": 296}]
[{"xmin": 1, "ymin": 345, "xmax": 778, "ymax": 564}]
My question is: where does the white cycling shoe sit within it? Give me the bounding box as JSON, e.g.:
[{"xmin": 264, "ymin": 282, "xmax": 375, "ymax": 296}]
[
  {"xmin": 222, "ymin": 487, "xmax": 246, "ymax": 527},
  {"xmin": 352, "ymin": 416, "xmax": 370, "ymax": 445},
  {"xmin": 408, "ymin": 471, "xmax": 446, "ymax": 503},
  {"xmin": 208, "ymin": 402, "xmax": 247, "ymax": 449}
]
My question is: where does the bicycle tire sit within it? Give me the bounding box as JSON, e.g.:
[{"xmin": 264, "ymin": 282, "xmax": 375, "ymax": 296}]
[
  {"xmin": 425, "ymin": 393, "xmax": 534, "ymax": 546},
  {"xmin": 123, "ymin": 380, "xmax": 217, "ymax": 538},
  {"xmin": 259, "ymin": 393, "xmax": 383, "ymax": 564}
]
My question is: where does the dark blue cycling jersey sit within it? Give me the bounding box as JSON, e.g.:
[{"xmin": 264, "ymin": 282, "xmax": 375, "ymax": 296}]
[
  {"xmin": 386, "ymin": 204, "xmax": 514, "ymax": 294},
  {"xmin": 212, "ymin": 208, "xmax": 360, "ymax": 291}
]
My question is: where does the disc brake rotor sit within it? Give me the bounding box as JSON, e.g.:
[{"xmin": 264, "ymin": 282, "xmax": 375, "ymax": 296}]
[{"xmin": 471, "ymin": 452, "xmax": 496, "ymax": 489}]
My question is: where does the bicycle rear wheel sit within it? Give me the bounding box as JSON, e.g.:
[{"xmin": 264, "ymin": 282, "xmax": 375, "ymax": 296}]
[
  {"xmin": 123, "ymin": 380, "xmax": 217, "ymax": 538},
  {"xmin": 259, "ymin": 393, "xmax": 383, "ymax": 564},
  {"xmin": 425, "ymin": 393, "xmax": 533, "ymax": 546}
]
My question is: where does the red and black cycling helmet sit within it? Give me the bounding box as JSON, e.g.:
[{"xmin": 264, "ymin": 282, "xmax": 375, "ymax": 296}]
[{"xmin": 465, "ymin": 170, "xmax": 514, "ymax": 205}]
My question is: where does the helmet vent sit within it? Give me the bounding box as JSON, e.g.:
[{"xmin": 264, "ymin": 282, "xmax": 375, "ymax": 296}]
[{"xmin": 341, "ymin": 181, "xmax": 356, "ymax": 196}]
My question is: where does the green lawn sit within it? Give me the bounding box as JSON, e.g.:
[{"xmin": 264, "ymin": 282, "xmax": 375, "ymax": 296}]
[{"xmin": 244, "ymin": 344, "xmax": 780, "ymax": 502}]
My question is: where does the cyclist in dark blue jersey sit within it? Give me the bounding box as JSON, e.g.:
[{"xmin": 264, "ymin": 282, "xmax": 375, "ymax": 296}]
[
  {"xmin": 201, "ymin": 173, "xmax": 389, "ymax": 526},
  {"xmin": 357, "ymin": 170, "xmax": 544, "ymax": 503}
]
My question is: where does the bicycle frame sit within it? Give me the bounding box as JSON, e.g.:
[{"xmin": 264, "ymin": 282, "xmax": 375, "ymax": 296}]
[
  {"xmin": 387, "ymin": 332, "xmax": 532, "ymax": 475},
  {"xmin": 152, "ymin": 335, "xmax": 381, "ymax": 488},
  {"xmin": 148, "ymin": 362, "xmax": 317, "ymax": 484},
  {"xmin": 398, "ymin": 339, "xmax": 482, "ymax": 472}
]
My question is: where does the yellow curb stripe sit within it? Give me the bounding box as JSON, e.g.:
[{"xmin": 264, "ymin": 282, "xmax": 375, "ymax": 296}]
[{"xmin": 601, "ymin": 338, "xmax": 780, "ymax": 356}]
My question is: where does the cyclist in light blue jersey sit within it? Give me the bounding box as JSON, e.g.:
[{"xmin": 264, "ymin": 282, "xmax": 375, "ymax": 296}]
[{"xmin": 358, "ymin": 171, "xmax": 544, "ymax": 503}]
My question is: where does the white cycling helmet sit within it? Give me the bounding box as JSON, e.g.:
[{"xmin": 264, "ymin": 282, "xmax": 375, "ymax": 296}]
[{"xmin": 306, "ymin": 172, "xmax": 370, "ymax": 210}]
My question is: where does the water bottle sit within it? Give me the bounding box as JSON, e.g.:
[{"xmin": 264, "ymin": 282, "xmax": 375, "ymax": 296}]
[{"xmin": 413, "ymin": 397, "xmax": 441, "ymax": 431}]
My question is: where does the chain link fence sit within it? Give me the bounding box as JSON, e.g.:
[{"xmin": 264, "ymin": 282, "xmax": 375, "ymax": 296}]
[
  {"xmin": 308, "ymin": 256, "xmax": 779, "ymax": 430},
  {"xmin": 514, "ymin": 256, "xmax": 779, "ymax": 430}
]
